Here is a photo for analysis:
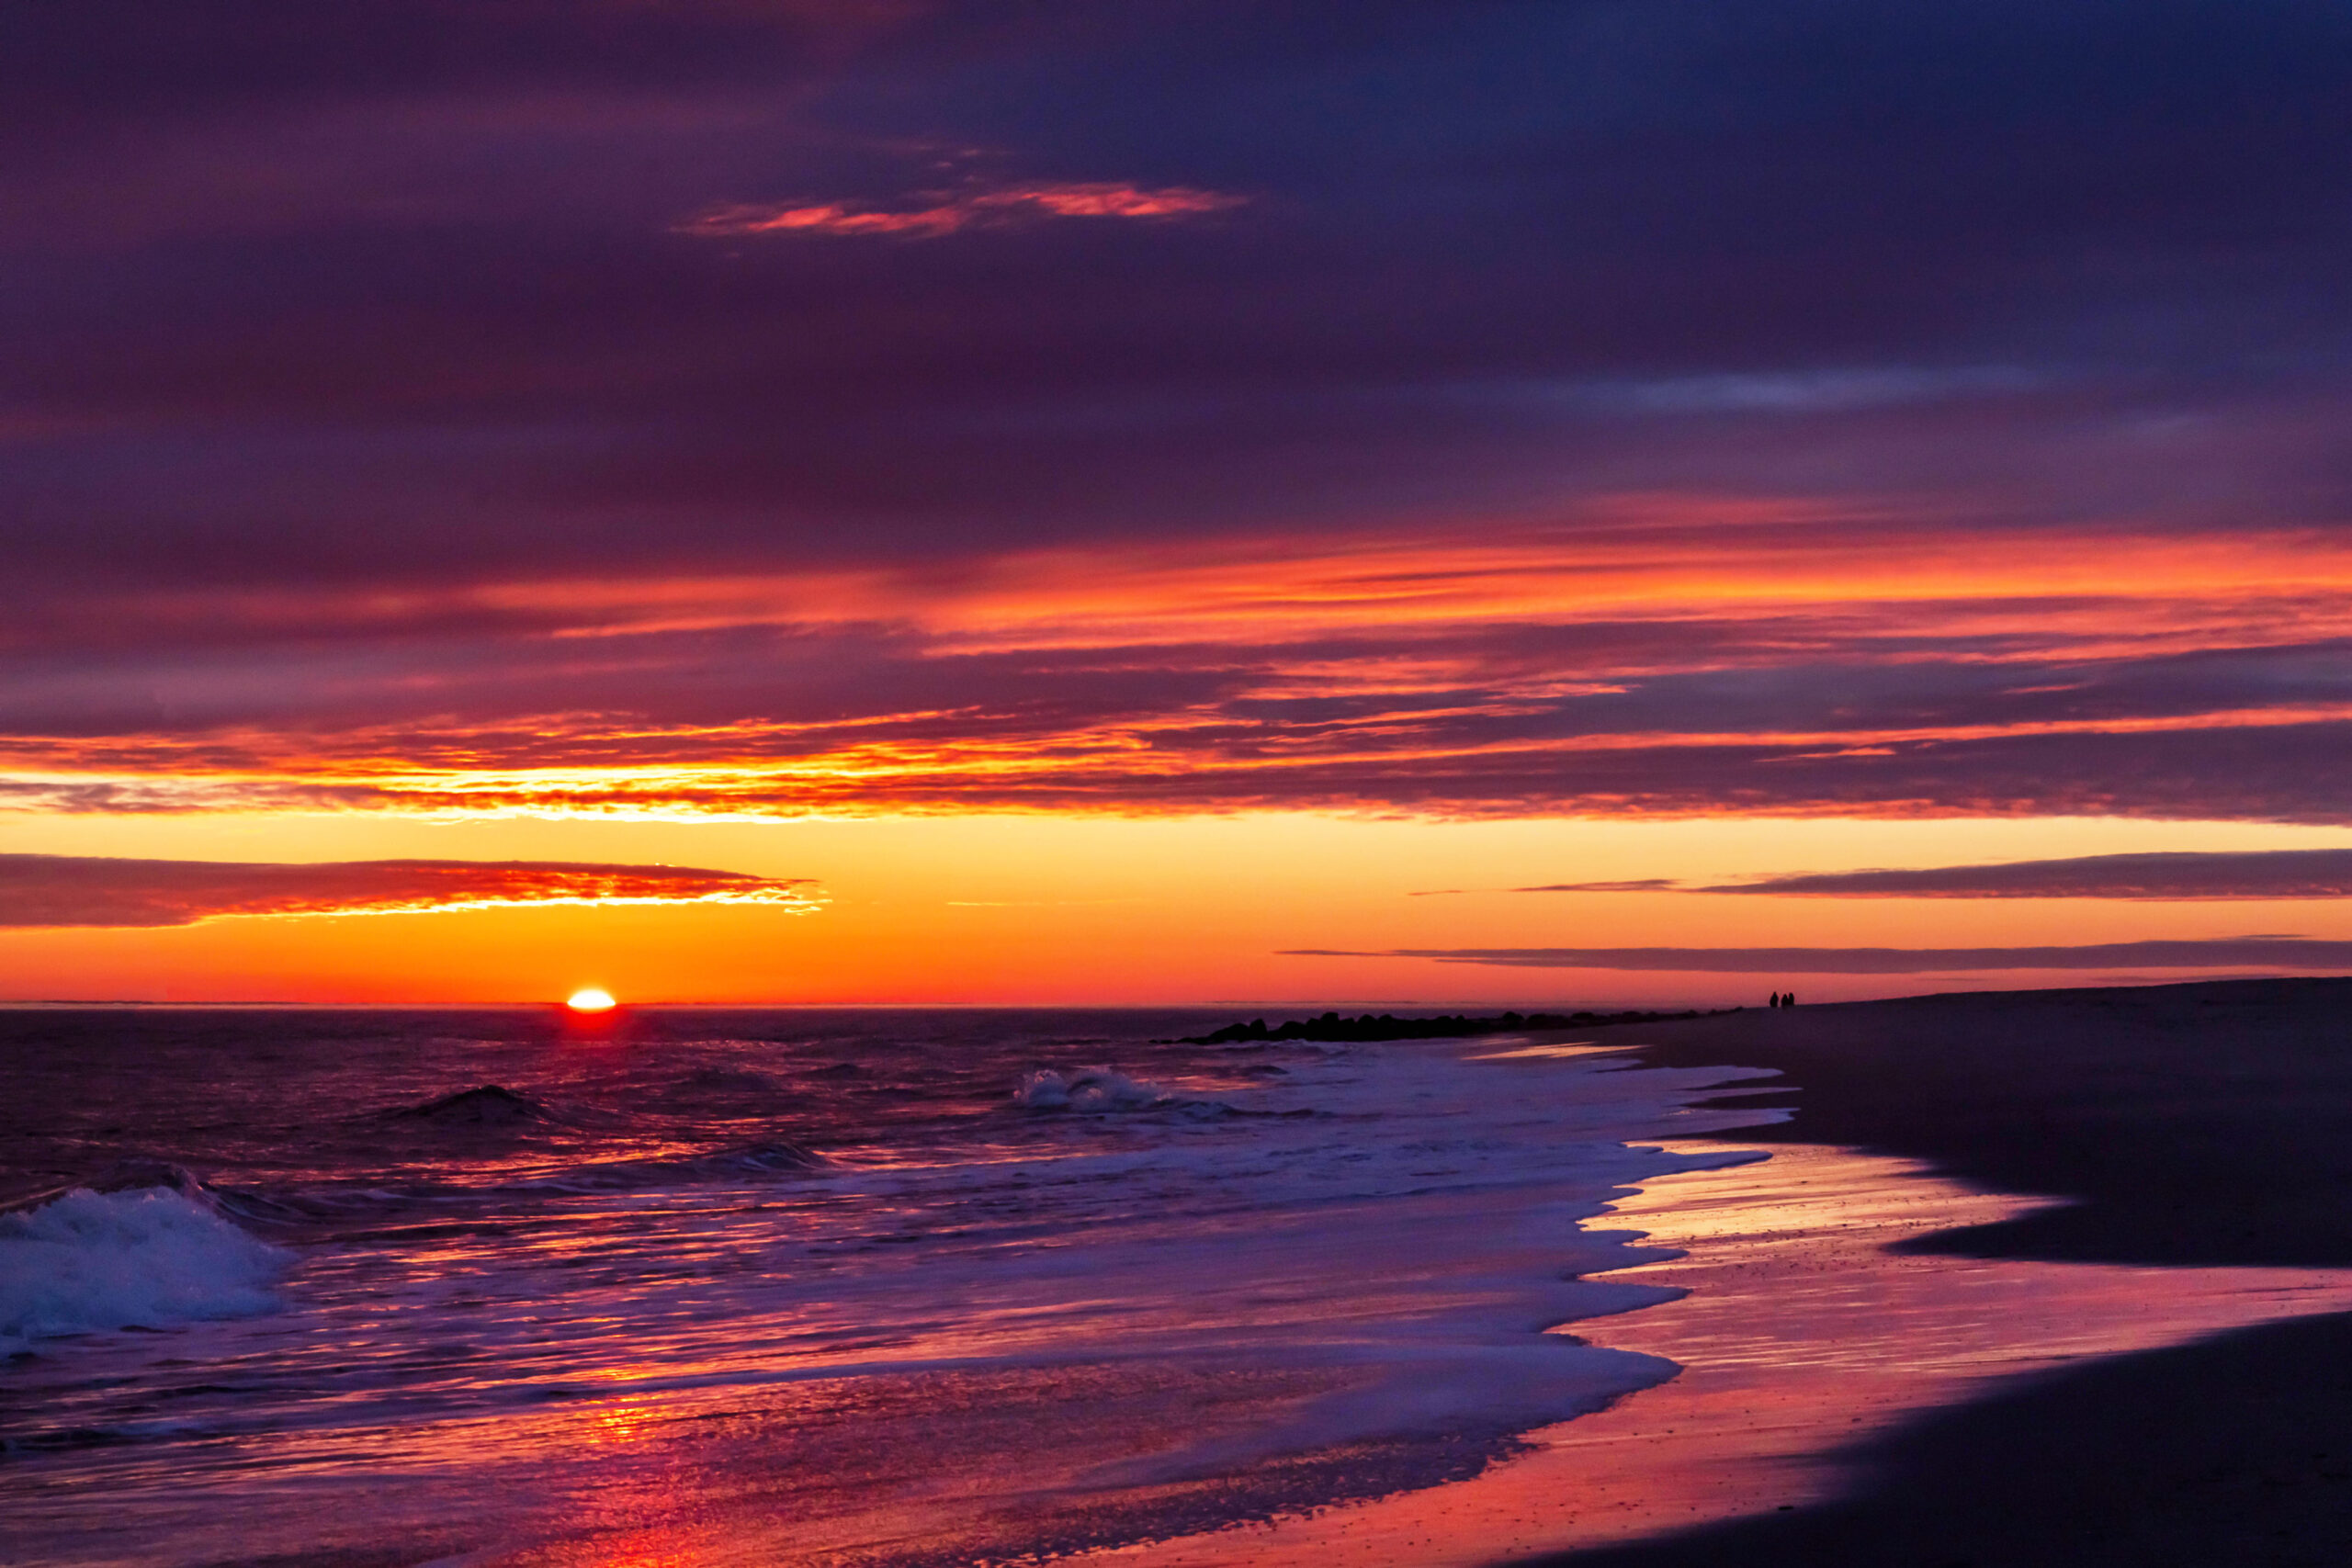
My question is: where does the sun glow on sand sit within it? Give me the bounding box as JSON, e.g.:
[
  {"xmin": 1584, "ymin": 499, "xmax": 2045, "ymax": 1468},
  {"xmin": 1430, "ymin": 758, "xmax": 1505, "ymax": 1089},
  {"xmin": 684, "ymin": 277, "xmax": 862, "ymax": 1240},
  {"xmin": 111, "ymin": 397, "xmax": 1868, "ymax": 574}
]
[{"xmin": 566, "ymin": 987, "xmax": 617, "ymax": 1012}]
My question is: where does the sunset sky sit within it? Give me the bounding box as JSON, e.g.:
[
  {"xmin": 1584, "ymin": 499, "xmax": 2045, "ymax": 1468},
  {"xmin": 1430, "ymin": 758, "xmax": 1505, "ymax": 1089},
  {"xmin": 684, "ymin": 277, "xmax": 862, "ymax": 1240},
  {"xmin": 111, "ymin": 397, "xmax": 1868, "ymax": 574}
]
[{"xmin": 8, "ymin": 1, "xmax": 2352, "ymax": 1004}]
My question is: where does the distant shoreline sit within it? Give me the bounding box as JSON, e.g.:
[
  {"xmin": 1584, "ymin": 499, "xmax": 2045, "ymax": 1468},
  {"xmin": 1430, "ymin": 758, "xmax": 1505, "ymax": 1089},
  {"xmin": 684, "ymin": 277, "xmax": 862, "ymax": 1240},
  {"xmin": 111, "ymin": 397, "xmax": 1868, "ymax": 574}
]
[{"xmin": 1177, "ymin": 1006, "xmax": 1738, "ymax": 1043}]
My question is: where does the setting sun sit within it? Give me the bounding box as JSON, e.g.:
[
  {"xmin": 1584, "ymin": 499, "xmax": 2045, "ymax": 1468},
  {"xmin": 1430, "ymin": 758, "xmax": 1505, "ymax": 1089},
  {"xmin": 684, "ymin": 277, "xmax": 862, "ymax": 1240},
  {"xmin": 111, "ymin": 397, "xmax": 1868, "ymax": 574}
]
[{"xmin": 566, "ymin": 987, "xmax": 616, "ymax": 1011}]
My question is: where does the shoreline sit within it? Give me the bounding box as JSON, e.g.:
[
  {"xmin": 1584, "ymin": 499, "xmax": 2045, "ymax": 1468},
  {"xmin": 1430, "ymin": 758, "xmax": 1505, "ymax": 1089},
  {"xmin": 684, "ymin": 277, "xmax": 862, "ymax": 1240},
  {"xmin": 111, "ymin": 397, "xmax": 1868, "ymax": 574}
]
[
  {"xmin": 1523, "ymin": 976, "xmax": 2352, "ymax": 1565},
  {"xmin": 1086, "ymin": 976, "xmax": 2352, "ymax": 1565},
  {"xmin": 1078, "ymin": 1137, "xmax": 2352, "ymax": 1568},
  {"xmin": 1621, "ymin": 976, "xmax": 2352, "ymax": 1268}
]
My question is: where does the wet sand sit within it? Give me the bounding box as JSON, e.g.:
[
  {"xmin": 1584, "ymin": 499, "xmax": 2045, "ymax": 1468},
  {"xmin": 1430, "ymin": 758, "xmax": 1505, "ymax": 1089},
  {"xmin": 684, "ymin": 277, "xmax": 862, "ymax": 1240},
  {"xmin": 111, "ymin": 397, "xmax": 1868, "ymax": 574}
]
[
  {"xmin": 1079, "ymin": 1143, "xmax": 2352, "ymax": 1567},
  {"xmin": 1530, "ymin": 976, "xmax": 2352, "ymax": 1566},
  {"xmin": 1083, "ymin": 976, "xmax": 2352, "ymax": 1566}
]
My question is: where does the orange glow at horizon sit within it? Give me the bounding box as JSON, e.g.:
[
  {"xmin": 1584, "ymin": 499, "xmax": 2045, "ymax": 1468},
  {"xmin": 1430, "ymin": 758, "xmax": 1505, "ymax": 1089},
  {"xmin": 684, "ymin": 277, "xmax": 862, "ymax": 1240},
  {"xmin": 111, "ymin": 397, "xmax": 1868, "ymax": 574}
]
[
  {"xmin": 567, "ymin": 987, "xmax": 617, "ymax": 1011},
  {"xmin": 7, "ymin": 811, "xmax": 2352, "ymax": 1007}
]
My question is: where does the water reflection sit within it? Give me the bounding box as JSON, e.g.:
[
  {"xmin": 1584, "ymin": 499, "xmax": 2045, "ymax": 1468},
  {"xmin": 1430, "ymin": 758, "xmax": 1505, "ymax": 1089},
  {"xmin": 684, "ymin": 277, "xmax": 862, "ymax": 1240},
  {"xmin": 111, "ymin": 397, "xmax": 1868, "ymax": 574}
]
[{"xmin": 1080, "ymin": 1141, "xmax": 2352, "ymax": 1567}]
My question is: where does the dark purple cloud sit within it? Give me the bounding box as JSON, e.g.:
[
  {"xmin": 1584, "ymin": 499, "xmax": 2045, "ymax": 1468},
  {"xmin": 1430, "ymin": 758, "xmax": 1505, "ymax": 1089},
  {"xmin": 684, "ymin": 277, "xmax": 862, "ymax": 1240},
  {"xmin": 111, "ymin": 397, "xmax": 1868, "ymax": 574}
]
[
  {"xmin": 1702, "ymin": 849, "xmax": 2352, "ymax": 898},
  {"xmin": 1290, "ymin": 940, "xmax": 2352, "ymax": 974},
  {"xmin": 1416, "ymin": 880, "xmax": 1684, "ymax": 897},
  {"xmin": 6, "ymin": 2, "xmax": 2351, "ymax": 587},
  {"xmin": 6, "ymin": 601, "xmax": 2303, "ymax": 742},
  {"xmin": 1453, "ymin": 848, "xmax": 2352, "ymax": 899},
  {"xmin": 0, "ymin": 854, "xmax": 820, "ymax": 928},
  {"xmin": 5, "ymin": 4, "xmax": 2351, "ymax": 824}
]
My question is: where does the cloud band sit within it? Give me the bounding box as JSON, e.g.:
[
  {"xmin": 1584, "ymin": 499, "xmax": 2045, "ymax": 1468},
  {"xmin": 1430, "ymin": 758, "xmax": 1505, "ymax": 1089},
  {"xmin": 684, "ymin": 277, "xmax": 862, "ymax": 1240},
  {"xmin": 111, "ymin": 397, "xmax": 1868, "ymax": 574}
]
[
  {"xmin": 0, "ymin": 855, "xmax": 821, "ymax": 929},
  {"xmin": 1286, "ymin": 939, "xmax": 2352, "ymax": 974},
  {"xmin": 1700, "ymin": 849, "xmax": 2352, "ymax": 899},
  {"xmin": 1463, "ymin": 849, "xmax": 2352, "ymax": 900}
]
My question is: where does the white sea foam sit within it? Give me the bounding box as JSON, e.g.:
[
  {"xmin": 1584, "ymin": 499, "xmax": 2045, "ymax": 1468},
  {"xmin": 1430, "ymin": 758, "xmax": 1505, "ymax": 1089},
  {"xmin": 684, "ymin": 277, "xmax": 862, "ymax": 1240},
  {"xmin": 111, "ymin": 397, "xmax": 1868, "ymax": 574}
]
[
  {"xmin": 1014, "ymin": 1065, "xmax": 1165, "ymax": 1111},
  {"xmin": 0, "ymin": 1187, "xmax": 291, "ymax": 1350}
]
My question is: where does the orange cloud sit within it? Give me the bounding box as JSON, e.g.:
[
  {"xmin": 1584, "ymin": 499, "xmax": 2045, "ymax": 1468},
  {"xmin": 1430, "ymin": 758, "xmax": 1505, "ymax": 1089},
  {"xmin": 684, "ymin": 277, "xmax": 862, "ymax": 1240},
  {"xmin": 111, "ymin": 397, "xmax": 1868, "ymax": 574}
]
[
  {"xmin": 680, "ymin": 182, "xmax": 1247, "ymax": 239},
  {"xmin": 11, "ymin": 511, "xmax": 2352, "ymax": 825},
  {"xmin": 0, "ymin": 854, "xmax": 823, "ymax": 927}
]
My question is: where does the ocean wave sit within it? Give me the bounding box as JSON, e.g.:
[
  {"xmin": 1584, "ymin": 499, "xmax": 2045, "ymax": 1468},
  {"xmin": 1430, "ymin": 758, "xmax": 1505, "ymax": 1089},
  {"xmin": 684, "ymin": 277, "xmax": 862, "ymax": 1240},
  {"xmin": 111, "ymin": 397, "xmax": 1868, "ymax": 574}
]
[
  {"xmin": 3, "ymin": 1157, "xmax": 312, "ymax": 1232},
  {"xmin": 674, "ymin": 1066, "xmax": 787, "ymax": 1093},
  {"xmin": 544, "ymin": 1140, "xmax": 831, "ymax": 1190},
  {"xmin": 382, "ymin": 1084, "xmax": 557, "ymax": 1127},
  {"xmin": 2, "ymin": 1156, "xmax": 210, "ymax": 1214},
  {"xmin": 1013, "ymin": 1066, "xmax": 1170, "ymax": 1112},
  {"xmin": 0, "ymin": 1187, "xmax": 290, "ymax": 1352}
]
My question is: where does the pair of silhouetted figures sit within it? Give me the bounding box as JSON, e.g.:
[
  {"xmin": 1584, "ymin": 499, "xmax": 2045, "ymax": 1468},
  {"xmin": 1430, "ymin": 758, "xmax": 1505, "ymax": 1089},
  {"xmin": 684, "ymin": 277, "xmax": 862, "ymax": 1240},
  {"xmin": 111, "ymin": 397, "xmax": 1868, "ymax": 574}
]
[{"xmin": 1768, "ymin": 990, "xmax": 1798, "ymax": 1008}]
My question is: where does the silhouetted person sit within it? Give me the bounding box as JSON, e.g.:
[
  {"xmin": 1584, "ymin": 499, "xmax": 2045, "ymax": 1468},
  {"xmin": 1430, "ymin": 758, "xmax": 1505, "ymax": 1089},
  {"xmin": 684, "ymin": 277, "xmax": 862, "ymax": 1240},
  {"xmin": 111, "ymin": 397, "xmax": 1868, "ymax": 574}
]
[
  {"xmin": 1769, "ymin": 991, "xmax": 1781, "ymax": 1008},
  {"xmin": 1784, "ymin": 989, "xmax": 1796, "ymax": 1007}
]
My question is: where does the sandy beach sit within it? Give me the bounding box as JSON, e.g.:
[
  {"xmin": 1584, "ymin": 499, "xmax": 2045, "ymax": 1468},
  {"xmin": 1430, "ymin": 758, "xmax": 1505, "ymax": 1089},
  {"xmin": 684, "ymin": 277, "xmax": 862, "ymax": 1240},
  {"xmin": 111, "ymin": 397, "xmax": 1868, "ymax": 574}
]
[
  {"xmin": 1547, "ymin": 976, "xmax": 2352, "ymax": 1565},
  {"xmin": 1627, "ymin": 976, "xmax": 2352, "ymax": 1269},
  {"xmin": 1079, "ymin": 976, "xmax": 2352, "ymax": 1567},
  {"xmin": 1513, "ymin": 976, "xmax": 2352, "ymax": 1565}
]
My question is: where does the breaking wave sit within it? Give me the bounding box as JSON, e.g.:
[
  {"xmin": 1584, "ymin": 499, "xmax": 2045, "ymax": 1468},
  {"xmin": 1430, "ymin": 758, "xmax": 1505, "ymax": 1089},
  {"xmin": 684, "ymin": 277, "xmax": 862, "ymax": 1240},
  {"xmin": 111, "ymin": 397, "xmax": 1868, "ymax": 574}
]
[
  {"xmin": 1013, "ymin": 1066, "xmax": 1168, "ymax": 1111},
  {"xmin": 0, "ymin": 1187, "xmax": 290, "ymax": 1351}
]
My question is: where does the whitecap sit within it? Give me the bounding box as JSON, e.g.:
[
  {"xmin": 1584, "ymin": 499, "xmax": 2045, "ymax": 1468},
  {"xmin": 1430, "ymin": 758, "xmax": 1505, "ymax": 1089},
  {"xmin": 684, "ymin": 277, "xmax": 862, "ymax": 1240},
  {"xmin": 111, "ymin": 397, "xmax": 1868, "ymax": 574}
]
[
  {"xmin": 1013, "ymin": 1066, "xmax": 1166, "ymax": 1111},
  {"xmin": 0, "ymin": 1188, "xmax": 291, "ymax": 1351}
]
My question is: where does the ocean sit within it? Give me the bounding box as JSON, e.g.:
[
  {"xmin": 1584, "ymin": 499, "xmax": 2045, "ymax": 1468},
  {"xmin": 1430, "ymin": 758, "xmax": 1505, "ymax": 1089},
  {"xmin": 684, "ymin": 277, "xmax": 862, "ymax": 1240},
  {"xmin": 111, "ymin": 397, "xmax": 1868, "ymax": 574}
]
[{"xmin": 0, "ymin": 1008, "xmax": 1780, "ymax": 1567}]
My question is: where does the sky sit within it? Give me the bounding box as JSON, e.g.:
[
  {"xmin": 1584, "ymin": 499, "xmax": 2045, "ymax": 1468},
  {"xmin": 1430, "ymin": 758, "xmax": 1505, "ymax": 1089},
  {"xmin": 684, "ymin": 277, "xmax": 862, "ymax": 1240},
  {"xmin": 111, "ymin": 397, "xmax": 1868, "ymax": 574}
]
[{"xmin": 7, "ymin": 0, "xmax": 2352, "ymax": 1005}]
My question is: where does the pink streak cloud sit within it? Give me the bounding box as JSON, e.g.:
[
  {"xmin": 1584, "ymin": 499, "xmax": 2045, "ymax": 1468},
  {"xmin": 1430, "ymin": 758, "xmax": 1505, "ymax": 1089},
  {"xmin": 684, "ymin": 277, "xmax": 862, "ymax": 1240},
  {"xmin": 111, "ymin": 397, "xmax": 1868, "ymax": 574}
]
[{"xmin": 680, "ymin": 182, "xmax": 1248, "ymax": 239}]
